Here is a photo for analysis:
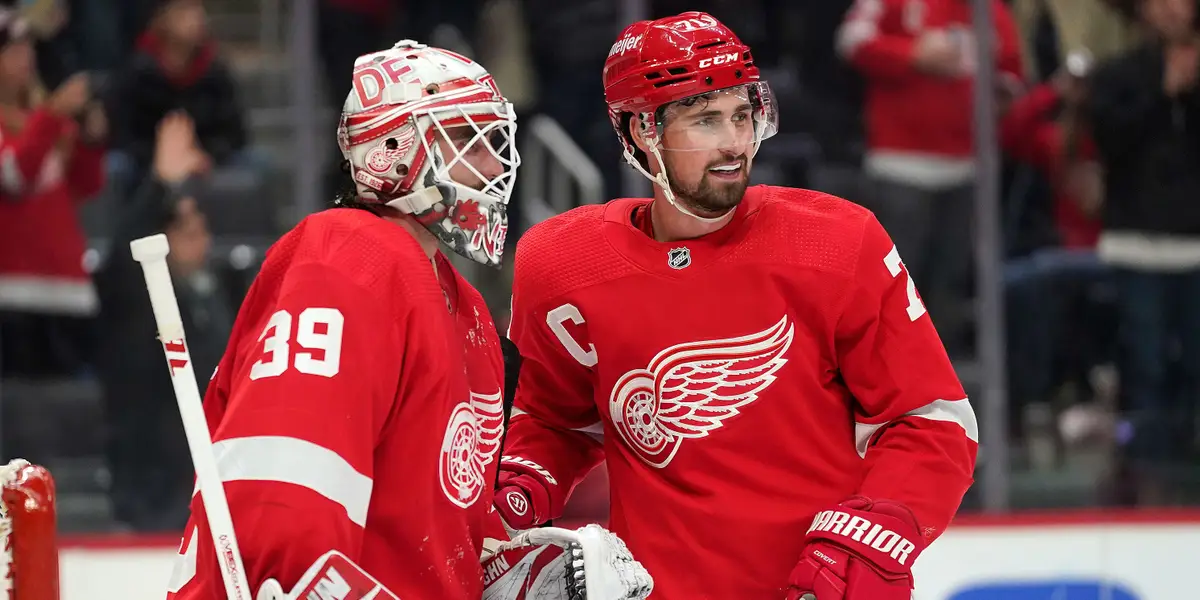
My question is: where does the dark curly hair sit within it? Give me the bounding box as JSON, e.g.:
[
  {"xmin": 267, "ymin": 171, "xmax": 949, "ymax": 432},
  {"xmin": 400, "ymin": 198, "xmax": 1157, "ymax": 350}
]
[{"xmin": 330, "ymin": 159, "xmax": 383, "ymax": 216}]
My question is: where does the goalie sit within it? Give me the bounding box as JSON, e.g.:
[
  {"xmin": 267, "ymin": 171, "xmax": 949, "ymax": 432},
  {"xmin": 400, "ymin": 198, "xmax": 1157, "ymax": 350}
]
[{"xmin": 164, "ymin": 40, "xmax": 649, "ymax": 600}]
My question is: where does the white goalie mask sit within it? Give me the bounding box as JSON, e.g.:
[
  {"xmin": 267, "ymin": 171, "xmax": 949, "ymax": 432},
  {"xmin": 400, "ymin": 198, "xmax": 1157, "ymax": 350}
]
[{"xmin": 338, "ymin": 40, "xmax": 520, "ymax": 267}]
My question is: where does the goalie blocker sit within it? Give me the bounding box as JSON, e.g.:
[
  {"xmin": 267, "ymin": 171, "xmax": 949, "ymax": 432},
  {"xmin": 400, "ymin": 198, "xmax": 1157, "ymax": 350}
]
[{"xmin": 0, "ymin": 459, "xmax": 57, "ymax": 600}]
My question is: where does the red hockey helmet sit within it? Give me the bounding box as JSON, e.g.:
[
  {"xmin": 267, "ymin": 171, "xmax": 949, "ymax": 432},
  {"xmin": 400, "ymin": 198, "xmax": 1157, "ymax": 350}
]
[{"xmin": 603, "ymin": 12, "xmax": 778, "ymax": 216}]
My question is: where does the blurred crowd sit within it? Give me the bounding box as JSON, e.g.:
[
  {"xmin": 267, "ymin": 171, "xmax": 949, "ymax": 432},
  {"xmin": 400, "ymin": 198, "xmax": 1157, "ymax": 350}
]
[{"xmin": 0, "ymin": 0, "xmax": 1198, "ymax": 532}]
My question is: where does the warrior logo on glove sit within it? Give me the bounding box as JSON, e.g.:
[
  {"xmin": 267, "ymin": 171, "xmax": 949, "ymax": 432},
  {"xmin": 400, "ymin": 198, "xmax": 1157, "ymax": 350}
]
[
  {"xmin": 807, "ymin": 509, "xmax": 918, "ymax": 567},
  {"xmin": 609, "ymin": 315, "xmax": 794, "ymax": 468},
  {"xmin": 504, "ymin": 489, "xmax": 529, "ymax": 517},
  {"xmin": 440, "ymin": 391, "xmax": 505, "ymax": 508}
]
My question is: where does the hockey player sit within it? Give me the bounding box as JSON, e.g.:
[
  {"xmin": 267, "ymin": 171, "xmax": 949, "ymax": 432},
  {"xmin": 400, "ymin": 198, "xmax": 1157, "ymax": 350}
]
[
  {"xmin": 495, "ymin": 12, "xmax": 979, "ymax": 600},
  {"xmin": 164, "ymin": 39, "xmax": 581, "ymax": 600}
]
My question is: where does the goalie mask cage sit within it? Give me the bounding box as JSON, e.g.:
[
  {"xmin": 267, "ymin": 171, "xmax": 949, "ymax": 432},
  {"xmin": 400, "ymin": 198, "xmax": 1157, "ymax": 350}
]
[{"xmin": 0, "ymin": 460, "xmax": 57, "ymax": 600}]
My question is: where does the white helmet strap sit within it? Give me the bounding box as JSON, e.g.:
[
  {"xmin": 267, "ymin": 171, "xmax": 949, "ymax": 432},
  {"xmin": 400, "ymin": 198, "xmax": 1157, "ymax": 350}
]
[{"xmin": 623, "ymin": 141, "xmax": 730, "ymax": 225}]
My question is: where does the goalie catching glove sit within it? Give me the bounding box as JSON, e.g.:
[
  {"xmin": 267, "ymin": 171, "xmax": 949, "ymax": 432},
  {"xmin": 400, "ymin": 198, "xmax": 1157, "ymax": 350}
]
[
  {"xmin": 786, "ymin": 497, "xmax": 925, "ymax": 600},
  {"xmin": 482, "ymin": 524, "xmax": 653, "ymax": 600}
]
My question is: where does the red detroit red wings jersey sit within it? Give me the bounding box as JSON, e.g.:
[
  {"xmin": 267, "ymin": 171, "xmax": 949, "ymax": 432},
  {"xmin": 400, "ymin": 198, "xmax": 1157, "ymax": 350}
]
[
  {"xmin": 503, "ymin": 185, "xmax": 978, "ymax": 600},
  {"xmin": 167, "ymin": 208, "xmax": 504, "ymax": 600}
]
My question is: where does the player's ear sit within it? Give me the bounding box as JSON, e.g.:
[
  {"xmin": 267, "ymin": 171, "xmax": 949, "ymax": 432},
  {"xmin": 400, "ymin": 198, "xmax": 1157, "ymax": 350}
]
[
  {"xmin": 625, "ymin": 113, "xmax": 657, "ymax": 173},
  {"xmin": 627, "ymin": 113, "xmax": 654, "ymax": 156}
]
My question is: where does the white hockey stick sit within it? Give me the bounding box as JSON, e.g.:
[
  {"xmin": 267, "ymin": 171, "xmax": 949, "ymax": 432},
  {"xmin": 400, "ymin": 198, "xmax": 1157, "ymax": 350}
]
[{"xmin": 130, "ymin": 234, "xmax": 250, "ymax": 600}]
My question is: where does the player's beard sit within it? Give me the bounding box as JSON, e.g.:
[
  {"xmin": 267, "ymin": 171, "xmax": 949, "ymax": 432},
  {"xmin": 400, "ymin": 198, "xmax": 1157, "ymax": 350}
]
[{"xmin": 665, "ymin": 153, "xmax": 751, "ymax": 217}]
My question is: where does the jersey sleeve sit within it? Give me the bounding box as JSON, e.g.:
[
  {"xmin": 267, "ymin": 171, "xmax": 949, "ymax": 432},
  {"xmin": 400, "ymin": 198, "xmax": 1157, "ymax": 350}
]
[
  {"xmin": 0, "ymin": 108, "xmax": 70, "ymax": 198},
  {"xmin": 500, "ymin": 257, "xmax": 605, "ymax": 522},
  {"xmin": 173, "ymin": 262, "xmax": 404, "ymax": 596},
  {"xmin": 835, "ymin": 215, "xmax": 978, "ymax": 542},
  {"xmin": 999, "ymin": 83, "xmax": 1060, "ymax": 169},
  {"xmin": 836, "ymin": 0, "xmax": 919, "ymax": 82}
]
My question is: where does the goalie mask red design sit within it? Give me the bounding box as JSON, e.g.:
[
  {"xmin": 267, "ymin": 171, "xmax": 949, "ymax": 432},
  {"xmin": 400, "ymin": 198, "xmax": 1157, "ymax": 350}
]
[{"xmin": 339, "ymin": 40, "xmax": 520, "ymax": 267}]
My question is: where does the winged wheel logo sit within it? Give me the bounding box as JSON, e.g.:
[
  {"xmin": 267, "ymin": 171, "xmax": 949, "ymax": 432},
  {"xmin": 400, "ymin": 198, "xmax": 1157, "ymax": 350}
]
[
  {"xmin": 609, "ymin": 316, "xmax": 794, "ymax": 468},
  {"xmin": 439, "ymin": 390, "xmax": 505, "ymax": 508}
]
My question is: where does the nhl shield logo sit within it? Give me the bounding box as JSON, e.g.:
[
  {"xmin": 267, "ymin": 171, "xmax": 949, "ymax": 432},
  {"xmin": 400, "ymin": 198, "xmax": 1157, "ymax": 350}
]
[{"xmin": 667, "ymin": 247, "xmax": 691, "ymax": 270}]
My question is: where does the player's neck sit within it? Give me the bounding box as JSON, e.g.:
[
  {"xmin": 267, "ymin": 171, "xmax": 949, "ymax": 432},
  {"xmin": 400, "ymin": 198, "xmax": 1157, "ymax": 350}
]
[
  {"xmin": 387, "ymin": 213, "xmax": 441, "ymax": 266},
  {"xmin": 648, "ymin": 193, "xmax": 736, "ymax": 242}
]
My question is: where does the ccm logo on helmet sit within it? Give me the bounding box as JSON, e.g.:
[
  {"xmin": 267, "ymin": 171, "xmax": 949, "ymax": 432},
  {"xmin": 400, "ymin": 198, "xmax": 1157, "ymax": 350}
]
[
  {"xmin": 807, "ymin": 509, "xmax": 918, "ymax": 566},
  {"xmin": 698, "ymin": 52, "xmax": 740, "ymax": 69}
]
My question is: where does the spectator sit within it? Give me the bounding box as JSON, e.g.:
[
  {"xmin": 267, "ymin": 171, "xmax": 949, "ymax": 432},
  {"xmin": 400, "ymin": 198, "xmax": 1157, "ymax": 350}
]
[
  {"xmin": 1086, "ymin": 0, "xmax": 1200, "ymax": 502},
  {"xmin": 1011, "ymin": 0, "xmax": 1142, "ymax": 82},
  {"xmin": 94, "ymin": 110, "xmax": 230, "ymax": 531},
  {"xmin": 0, "ymin": 8, "xmax": 107, "ymax": 377},
  {"xmin": 1002, "ymin": 60, "xmax": 1103, "ymax": 251},
  {"xmin": 16, "ymin": 0, "xmax": 158, "ymax": 83},
  {"xmin": 106, "ymin": 0, "xmax": 249, "ymax": 193},
  {"xmin": 1000, "ymin": 62, "xmax": 1117, "ymax": 442},
  {"xmin": 12, "ymin": 0, "xmax": 73, "ymax": 88},
  {"xmin": 60, "ymin": 0, "xmax": 158, "ymax": 75},
  {"xmin": 836, "ymin": 0, "xmax": 1025, "ymax": 356}
]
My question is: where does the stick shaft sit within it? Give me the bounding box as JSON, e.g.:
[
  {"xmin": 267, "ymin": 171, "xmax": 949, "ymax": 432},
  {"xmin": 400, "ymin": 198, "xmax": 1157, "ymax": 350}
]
[{"xmin": 131, "ymin": 234, "xmax": 250, "ymax": 600}]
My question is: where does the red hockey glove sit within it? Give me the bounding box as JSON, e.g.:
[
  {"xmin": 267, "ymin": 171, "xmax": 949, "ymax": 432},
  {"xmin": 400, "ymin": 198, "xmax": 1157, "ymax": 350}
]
[
  {"xmin": 786, "ymin": 497, "xmax": 925, "ymax": 600},
  {"xmin": 494, "ymin": 470, "xmax": 551, "ymax": 531}
]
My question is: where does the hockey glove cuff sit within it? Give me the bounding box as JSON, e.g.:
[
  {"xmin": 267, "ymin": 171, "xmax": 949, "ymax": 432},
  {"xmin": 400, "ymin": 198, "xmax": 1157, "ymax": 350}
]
[
  {"xmin": 786, "ymin": 497, "xmax": 925, "ymax": 600},
  {"xmin": 495, "ymin": 470, "xmax": 551, "ymax": 532}
]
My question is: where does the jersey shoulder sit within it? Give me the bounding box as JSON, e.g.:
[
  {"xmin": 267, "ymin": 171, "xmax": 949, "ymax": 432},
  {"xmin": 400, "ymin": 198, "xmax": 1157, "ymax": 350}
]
[
  {"xmin": 742, "ymin": 186, "xmax": 876, "ymax": 277},
  {"xmin": 513, "ymin": 202, "xmax": 630, "ymax": 310},
  {"xmin": 262, "ymin": 208, "xmax": 443, "ymax": 312}
]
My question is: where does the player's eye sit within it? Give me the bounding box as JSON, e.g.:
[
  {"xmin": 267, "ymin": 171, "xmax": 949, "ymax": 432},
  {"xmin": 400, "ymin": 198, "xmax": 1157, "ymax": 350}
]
[
  {"xmin": 454, "ymin": 134, "xmax": 476, "ymax": 151},
  {"xmin": 485, "ymin": 129, "xmax": 505, "ymax": 150}
]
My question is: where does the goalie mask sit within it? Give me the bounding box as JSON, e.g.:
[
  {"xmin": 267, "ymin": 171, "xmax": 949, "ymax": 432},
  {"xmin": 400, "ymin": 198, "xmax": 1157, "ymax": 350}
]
[
  {"xmin": 339, "ymin": 40, "xmax": 520, "ymax": 266},
  {"xmin": 603, "ymin": 13, "xmax": 778, "ymax": 222}
]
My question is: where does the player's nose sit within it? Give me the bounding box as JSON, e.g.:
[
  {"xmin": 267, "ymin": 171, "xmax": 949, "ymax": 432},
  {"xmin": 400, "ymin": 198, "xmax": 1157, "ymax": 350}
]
[
  {"xmin": 716, "ymin": 125, "xmax": 751, "ymax": 155},
  {"xmin": 474, "ymin": 149, "xmax": 504, "ymax": 181}
]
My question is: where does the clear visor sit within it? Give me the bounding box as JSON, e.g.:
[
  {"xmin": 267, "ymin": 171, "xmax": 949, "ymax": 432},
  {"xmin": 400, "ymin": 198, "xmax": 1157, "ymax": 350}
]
[
  {"xmin": 652, "ymin": 81, "xmax": 778, "ymax": 155},
  {"xmin": 420, "ymin": 101, "xmax": 521, "ymax": 204}
]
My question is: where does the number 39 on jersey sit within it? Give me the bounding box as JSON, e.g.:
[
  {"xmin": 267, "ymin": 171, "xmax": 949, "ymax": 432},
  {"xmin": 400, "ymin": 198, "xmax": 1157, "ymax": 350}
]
[{"xmin": 250, "ymin": 307, "xmax": 346, "ymax": 380}]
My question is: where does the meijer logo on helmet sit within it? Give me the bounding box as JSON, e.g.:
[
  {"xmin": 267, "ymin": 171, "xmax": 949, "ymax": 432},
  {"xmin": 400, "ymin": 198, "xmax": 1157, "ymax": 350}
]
[{"xmin": 609, "ymin": 34, "xmax": 644, "ymax": 58}]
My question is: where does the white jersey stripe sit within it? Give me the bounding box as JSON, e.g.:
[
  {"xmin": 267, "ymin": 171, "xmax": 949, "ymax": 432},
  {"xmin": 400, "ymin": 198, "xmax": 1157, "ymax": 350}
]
[
  {"xmin": 854, "ymin": 398, "xmax": 978, "ymax": 458},
  {"xmin": 207, "ymin": 435, "xmax": 374, "ymax": 527}
]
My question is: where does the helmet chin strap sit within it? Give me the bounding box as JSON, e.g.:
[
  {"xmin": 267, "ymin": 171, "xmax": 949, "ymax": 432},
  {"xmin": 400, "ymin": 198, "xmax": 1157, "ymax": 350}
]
[{"xmin": 623, "ymin": 145, "xmax": 730, "ymax": 224}]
